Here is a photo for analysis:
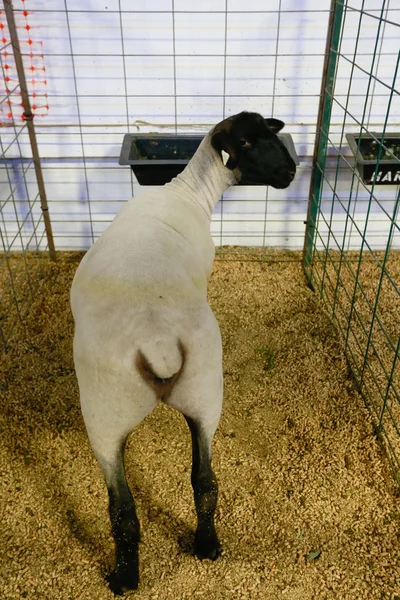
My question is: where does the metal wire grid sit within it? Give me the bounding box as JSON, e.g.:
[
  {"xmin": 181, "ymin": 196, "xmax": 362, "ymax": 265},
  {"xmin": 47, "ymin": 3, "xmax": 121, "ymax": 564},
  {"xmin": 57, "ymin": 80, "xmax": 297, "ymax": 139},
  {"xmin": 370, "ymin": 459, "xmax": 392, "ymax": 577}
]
[
  {"xmin": 0, "ymin": 27, "xmax": 47, "ymax": 354},
  {"xmin": 304, "ymin": 0, "xmax": 400, "ymax": 482},
  {"xmin": 5, "ymin": 1, "xmax": 335, "ymax": 253}
]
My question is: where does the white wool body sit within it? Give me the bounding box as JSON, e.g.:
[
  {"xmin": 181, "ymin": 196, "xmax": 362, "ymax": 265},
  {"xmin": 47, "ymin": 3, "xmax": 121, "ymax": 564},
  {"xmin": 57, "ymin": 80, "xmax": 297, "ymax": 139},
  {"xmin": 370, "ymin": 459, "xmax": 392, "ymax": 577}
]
[{"xmin": 70, "ymin": 131, "xmax": 237, "ymax": 461}]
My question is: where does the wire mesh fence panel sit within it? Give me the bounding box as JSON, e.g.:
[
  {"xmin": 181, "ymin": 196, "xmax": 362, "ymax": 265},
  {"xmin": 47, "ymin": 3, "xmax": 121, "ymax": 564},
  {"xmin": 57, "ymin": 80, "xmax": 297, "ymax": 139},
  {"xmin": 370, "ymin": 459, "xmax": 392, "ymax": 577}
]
[
  {"xmin": 8, "ymin": 1, "xmax": 394, "ymax": 261},
  {"xmin": 304, "ymin": 0, "xmax": 400, "ymax": 483},
  {"xmin": 0, "ymin": 0, "xmax": 51, "ymax": 354},
  {"xmin": 0, "ymin": 123, "xmax": 47, "ymax": 353},
  {"xmin": 2, "ymin": 0, "xmax": 340, "ymax": 256}
]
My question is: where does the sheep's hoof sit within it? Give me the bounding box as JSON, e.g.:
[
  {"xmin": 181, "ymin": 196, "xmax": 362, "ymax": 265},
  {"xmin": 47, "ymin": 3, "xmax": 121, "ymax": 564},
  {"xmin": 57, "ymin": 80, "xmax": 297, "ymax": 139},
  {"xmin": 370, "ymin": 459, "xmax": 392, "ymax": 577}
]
[
  {"xmin": 107, "ymin": 568, "xmax": 139, "ymax": 595},
  {"xmin": 194, "ymin": 531, "xmax": 221, "ymax": 561}
]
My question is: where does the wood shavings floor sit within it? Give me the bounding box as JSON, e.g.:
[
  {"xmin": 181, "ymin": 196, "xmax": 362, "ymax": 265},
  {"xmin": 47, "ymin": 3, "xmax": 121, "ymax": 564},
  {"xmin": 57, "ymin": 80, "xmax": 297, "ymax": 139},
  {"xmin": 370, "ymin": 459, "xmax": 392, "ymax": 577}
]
[{"xmin": 0, "ymin": 252, "xmax": 399, "ymax": 600}]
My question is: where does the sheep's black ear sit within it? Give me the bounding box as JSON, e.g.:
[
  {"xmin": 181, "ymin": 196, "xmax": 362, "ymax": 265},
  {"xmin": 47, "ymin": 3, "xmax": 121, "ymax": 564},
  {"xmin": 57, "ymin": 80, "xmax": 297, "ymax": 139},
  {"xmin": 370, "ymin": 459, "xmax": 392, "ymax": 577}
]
[
  {"xmin": 211, "ymin": 129, "xmax": 238, "ymax": 170},
  {"xmin": 264, "ymin": 118, "xmax": 285, "ymax": 134}
]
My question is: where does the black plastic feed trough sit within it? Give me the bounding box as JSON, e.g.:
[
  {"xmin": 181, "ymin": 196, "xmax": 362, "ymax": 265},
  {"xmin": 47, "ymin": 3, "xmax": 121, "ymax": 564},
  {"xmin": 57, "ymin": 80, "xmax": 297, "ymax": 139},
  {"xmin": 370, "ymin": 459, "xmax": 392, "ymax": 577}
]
[
  {"xmin": 119, "ymin": 133, "xmax": 300, "ymax": 186},
  {"xmin": 346, "ymin": 132, "xmax": 400, "ymax": 185}
]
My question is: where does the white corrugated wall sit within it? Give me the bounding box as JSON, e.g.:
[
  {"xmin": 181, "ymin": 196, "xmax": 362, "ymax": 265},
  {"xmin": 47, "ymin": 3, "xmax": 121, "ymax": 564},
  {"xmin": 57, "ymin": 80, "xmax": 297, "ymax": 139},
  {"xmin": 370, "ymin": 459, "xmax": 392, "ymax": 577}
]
[{"xmin": 0, "ymin": 0, "xmax": 399, "ymax": 251}]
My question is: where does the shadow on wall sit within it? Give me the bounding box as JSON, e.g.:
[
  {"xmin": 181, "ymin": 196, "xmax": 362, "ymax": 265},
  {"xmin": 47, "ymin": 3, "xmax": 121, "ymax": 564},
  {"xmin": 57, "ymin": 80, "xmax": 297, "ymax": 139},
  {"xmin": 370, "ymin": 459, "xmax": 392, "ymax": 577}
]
[
  {"xmin": 281, "ymin": 7, "xmax": 308, "ymax": 247},
  {"xmin": 79, "ymin": 175, "xmax": 92, "ymax": 248},
  {"xmin": 10, "ymin": 160, "xmax": 40, "ymax": 251}
]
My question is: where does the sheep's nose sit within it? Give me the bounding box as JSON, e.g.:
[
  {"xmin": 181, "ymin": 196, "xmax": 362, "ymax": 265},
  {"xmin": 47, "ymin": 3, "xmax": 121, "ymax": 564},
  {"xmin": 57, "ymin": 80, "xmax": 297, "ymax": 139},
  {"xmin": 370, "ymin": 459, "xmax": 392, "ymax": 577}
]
[{"xmin": 286, "ymin": 169, "xmax": 296, "ymax": 181}]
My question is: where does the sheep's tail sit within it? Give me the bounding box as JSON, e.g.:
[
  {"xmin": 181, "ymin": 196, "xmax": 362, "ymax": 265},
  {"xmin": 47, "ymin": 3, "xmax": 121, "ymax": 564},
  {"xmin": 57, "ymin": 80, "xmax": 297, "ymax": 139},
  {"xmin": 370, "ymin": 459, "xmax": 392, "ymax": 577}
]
[{"xmin": 136, "ymin": 338, "xmax": 185, "ymax": 401}]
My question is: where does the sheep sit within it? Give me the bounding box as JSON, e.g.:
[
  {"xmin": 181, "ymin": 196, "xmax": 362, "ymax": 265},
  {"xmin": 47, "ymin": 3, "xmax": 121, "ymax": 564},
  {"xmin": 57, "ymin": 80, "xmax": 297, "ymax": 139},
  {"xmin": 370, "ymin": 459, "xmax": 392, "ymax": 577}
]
[{"xmin": 70, "ymin": 111, "xmax": 296, "ymax": 595}]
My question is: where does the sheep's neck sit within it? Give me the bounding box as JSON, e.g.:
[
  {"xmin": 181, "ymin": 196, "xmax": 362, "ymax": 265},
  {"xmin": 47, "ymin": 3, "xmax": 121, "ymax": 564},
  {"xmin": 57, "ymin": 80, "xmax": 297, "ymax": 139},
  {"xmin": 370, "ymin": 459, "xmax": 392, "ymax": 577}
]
[{"xmin": 165, "ymin": 135, "xmax": 238, "ymax": 221}]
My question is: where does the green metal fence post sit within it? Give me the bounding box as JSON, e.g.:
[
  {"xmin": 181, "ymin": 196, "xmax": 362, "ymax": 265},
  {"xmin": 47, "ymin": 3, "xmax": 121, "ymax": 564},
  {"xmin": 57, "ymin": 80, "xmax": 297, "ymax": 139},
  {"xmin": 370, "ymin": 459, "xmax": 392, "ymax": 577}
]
[
  {"xmin": 4, "ymin": 0, "xmax": 56, "ymax": 260},
  {"xmin": 303, "ymin": 0, "xmax": 344, "ymax": 283},
  {"xmin": 300, "ymin": 0, "xmax": 400, "ymax": 485}
]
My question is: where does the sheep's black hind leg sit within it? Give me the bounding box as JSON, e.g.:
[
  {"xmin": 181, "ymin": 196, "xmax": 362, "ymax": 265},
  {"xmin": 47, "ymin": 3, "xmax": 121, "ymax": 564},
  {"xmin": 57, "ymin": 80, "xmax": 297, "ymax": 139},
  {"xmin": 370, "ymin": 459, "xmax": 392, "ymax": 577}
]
[
  {"xmin": 103, "ymin": 446, "xmax": 140, "ymax": 595},
  {"xmin": 184, "ymin": 416, "xmax": 220, "ymax": 561}
]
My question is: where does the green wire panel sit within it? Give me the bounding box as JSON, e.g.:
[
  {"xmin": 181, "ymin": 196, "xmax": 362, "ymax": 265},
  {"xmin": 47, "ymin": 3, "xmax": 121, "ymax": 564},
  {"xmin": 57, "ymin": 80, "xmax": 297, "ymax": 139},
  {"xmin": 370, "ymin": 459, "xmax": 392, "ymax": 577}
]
[{"xmin": 305, "ymin": 1, "xmax": 400, "ymax": 484}]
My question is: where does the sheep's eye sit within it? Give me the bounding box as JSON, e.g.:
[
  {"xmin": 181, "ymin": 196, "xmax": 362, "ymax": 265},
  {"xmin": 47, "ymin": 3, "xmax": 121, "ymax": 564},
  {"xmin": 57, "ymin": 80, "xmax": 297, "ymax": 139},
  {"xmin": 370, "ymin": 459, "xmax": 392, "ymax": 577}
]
[{"xmin": 240, "ymin": 138, "xmax": 251, "ymax": 148}]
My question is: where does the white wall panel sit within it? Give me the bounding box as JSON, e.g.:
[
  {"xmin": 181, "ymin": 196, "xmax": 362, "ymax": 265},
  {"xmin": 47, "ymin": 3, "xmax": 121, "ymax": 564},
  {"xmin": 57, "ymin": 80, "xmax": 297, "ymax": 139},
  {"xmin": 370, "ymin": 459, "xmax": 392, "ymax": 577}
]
[{"xmin": 1, "ymin": 0, "xmax": 398, "ymax": 252}]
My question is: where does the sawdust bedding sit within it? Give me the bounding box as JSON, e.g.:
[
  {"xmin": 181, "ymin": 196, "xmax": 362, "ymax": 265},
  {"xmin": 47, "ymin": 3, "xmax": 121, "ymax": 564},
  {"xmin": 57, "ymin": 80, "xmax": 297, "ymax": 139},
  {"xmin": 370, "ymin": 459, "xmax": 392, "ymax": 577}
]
[{"xmin": 0, "ymin": 251, "xmax": 399, "ymax": 600}]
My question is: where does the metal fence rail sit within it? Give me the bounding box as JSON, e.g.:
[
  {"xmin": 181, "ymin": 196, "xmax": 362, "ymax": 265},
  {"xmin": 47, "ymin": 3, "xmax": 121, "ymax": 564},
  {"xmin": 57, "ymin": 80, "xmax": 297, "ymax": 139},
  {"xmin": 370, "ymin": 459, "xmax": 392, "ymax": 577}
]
[{"xmin": 305, "ymin": 0, "xmax": 400, "ymax": 483}]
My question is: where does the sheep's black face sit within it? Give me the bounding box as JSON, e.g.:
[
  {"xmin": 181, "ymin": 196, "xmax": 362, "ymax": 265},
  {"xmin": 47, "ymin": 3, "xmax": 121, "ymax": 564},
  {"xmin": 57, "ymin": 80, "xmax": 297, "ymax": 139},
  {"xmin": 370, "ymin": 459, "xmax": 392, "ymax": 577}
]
[{"xmin": 211, "ymin": 111, "xmax": 296, "ymax": 189}]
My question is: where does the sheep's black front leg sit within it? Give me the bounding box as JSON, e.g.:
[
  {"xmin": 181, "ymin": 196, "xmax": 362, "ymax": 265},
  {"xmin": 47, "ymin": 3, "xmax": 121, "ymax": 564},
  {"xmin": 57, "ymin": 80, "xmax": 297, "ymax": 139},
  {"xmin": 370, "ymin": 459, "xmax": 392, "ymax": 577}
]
[
  {"xmin": 185, "ymin": 416, "xmax": 220, "ymax": 560},
  {"xmin": 105, "ymin": 456, "xmax": 140, "ymax": 595}
]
